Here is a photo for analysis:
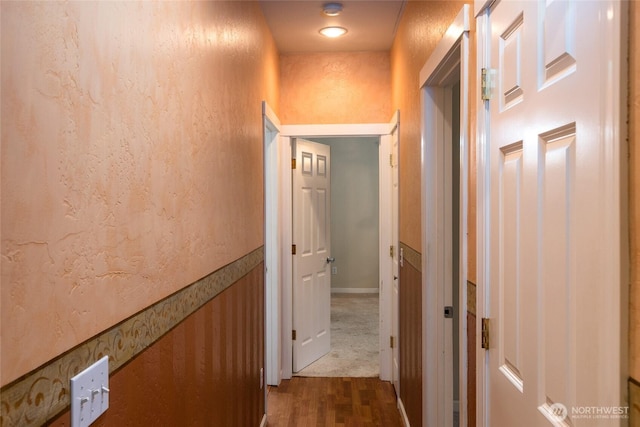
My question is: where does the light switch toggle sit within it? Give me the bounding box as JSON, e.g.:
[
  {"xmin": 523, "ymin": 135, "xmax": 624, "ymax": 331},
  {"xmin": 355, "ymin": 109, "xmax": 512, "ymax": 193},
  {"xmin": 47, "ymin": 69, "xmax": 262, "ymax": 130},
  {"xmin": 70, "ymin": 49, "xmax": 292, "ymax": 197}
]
[{"xmin": 70, "ymin": 356, "xmax": 110, "ymax": 427}]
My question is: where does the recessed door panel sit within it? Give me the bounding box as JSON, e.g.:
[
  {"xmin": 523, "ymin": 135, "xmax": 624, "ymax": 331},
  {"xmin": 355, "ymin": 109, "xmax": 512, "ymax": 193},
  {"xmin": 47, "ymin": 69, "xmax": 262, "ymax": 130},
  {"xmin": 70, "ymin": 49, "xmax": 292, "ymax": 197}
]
[
  {"xmin": 541, "ymin": 0, "xmax": 576, "ymax": 85},
  {"xmin": 540, "ymin": 124, "xmax": 576, "ymax": 422},
  {"xmin": 499, "ymin": 142, "xmax": 524, "ymax": 391}
]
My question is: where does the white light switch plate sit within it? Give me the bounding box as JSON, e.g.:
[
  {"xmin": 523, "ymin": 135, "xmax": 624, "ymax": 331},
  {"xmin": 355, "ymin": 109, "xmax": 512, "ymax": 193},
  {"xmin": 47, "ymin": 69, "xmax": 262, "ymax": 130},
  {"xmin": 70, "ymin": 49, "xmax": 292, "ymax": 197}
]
[{"xmin": 70, "ymin": 356, "xmax": 109, "ymax": 427}]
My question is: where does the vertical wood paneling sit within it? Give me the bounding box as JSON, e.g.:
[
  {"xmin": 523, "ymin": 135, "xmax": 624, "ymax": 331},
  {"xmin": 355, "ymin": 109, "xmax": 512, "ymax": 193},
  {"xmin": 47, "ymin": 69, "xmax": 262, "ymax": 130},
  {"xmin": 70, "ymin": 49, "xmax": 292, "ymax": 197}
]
[
  {"xmin": 629, "ymin": 0, "xmax": 640, "ymax": 391},
  {"xmin": 467, "ymin": 311, "xmax": 477, "ymax": 427},
  {"xmin": 399, "ymin": 256, "xmax": 422, "ymax": 426},
  {"xmin": 49, "ymin": 263, "xmax": 265, "ymax": 427}
]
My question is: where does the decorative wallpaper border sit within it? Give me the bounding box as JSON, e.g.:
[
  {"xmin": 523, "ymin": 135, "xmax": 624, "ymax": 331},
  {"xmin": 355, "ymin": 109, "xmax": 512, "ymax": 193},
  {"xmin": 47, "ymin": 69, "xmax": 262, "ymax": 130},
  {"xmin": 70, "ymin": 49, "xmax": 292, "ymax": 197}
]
[
  {"xmin": 399, "ymin": 242, "xmax": 421, "ymax": 272},
  {"xmin": 0, "ymin": 247, "xmax": 264, "ymax": 426}
]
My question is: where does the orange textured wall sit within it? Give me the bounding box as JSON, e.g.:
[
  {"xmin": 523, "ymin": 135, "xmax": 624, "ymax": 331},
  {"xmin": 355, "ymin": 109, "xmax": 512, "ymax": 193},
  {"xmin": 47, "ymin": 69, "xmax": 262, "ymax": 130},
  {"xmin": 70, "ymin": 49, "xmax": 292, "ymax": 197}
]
[
  {"xmin": 390, "ymin": 0, "xmax": 465, "ymax": 252},
  {"xmin": 280, "ymin": 51, "xmax": 390, "ymax": 124},
  {"xmin": 630, "ymin": 0, "xmax": 640, "ymax": 382},
  {"xmin": 1, "ymin": 1, "xmax": 279, "ymax": 386}
]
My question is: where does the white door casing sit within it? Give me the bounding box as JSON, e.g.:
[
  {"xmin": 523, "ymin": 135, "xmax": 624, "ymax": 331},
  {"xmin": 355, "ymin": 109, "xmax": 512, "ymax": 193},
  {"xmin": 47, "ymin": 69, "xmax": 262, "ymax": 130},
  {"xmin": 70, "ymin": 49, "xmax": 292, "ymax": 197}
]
[
  {"xmin": 476, "ymin": 0, "xmax": 627, "ymax": 425},
  {"xmin": 391, "ymin": 118, "xmax": 400, "ymax": 394},
  {"xmin": 420, "ymin": 6, "xmax": 471, "ymax": 427},
  {"xmin": 379, "ymin": 112, "xmax": 400, "ymax": 383},
  {"xmin": 263, "ymin": 101, "xmax": 282, "ymax": 386},
  {"xmin": 292, "ymin": 139, "xmax": 332, "ymax": 372}
]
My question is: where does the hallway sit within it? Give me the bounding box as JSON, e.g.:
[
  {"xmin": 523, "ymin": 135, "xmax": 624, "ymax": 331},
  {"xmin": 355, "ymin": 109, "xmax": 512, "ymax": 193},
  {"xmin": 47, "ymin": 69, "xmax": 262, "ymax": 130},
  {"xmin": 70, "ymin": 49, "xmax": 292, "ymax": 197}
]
[
  {"xmin": 0, "ymin": 2, "xmax": 636, "ymax": 426},
  {"xmin": 267, "ymin": 377, "xmax": 402, "ymax": 426}
]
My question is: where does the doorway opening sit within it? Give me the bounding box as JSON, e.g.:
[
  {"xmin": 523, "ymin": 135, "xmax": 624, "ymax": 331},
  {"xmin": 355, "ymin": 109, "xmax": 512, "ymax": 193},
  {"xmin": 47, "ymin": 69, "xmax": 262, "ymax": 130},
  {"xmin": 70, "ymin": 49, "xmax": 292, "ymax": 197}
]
[
  {"xmin": 294, "ymin": 136, "xmax": 380, "ymax": 378},
  {"xmin": 264, "ymin": 120, "xmax": 398, "ymax": 385}
]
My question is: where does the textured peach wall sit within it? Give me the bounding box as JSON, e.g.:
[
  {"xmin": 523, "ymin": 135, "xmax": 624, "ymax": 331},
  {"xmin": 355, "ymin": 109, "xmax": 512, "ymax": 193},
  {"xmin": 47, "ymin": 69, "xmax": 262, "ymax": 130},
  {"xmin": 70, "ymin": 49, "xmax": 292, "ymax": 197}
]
[
  {"xmin": 1, "ymin": 1, "xmax": 279, "ymax": 386},
  {"xmin": 630, "ymin": 0, "xmax": 640, "ymax": 382},
  {"xmin": 390, "ymin": 0, "xmax": 465, "ymax": 252},
  {"xmin": 280, "ymin": 51, "xmax": 390, "ymax": 124}
]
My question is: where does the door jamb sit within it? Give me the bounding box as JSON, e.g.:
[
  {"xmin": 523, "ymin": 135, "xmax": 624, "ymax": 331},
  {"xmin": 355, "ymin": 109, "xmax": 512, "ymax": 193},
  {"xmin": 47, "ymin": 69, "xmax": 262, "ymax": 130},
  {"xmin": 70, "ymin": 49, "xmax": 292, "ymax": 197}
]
[
  {"xmin": 263, "ymin": 101, "xmax": 283, "ymax": 386},
  {"xmin": 419, "ymin": 5, "xmax": 471, "ymax": 427},
  {"xmin": 474, "ymin": 5, "xmax": 490, "ymax": 425}
]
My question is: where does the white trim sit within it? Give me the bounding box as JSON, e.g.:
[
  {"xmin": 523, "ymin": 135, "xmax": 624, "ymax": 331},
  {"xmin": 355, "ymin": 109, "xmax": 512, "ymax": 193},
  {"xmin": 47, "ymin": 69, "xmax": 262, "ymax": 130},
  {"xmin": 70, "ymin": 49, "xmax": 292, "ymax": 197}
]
[
  {"xmin": 280, "ymin": 136, "xmax": 293, "ymax": 380},
  {"xmin": 263, "ymin": 101, "xmax": 282, "ymax": 387},
  {"xmin": 281, "ymin": 123, "xmax": 390, "ymax": 137},
  {"xmin": 419, "ymin": 5, "xmax": 471, "ymax": 88},
  {"xmin": 379, "ymin": 126, "xmax": 393, "ymax": 382},
  {"xmin": 397, "ymin": 397, "xmax": 411, "ymax": 427},
  {"xmin": 331, "ymin": 287, "xmax": 379, "ymax": 294},
  {"xmin": 420, "ymin": 5, "xmax": 471, "ymax": 427},
  {"xmin": 263, "ymin": 101, "xmax": 281, "ymax": 130},
  {"xmin": 473, "ymin": 0, "xmax": 493, "ymax": 17},
  {"xmin": 259, "ymin": 414, "xmax": 267, "ymax": 427},
  {"xmin": 475, "ymin": 8, "xmax": 490, "ymax": 427}
]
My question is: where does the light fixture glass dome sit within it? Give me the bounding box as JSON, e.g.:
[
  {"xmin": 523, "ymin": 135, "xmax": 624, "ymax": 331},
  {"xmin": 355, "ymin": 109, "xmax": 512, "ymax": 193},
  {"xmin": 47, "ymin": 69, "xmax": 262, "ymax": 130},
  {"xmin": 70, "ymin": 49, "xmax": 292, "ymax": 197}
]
[
  {"xmin": 319, "ymin": 26, "xmax": 348, "ymax": 38},
  {"xmin": 322, "ymin": 2, "xmax": 343, "ymax": 16}
]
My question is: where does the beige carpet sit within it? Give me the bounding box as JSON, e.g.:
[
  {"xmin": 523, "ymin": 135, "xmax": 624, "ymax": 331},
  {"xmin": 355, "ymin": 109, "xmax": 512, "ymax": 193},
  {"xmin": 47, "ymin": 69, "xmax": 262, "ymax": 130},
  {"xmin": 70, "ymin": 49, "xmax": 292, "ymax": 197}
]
[{"xmin": 295, "ymin": 293, "xmax": 379, "ymax": 378}]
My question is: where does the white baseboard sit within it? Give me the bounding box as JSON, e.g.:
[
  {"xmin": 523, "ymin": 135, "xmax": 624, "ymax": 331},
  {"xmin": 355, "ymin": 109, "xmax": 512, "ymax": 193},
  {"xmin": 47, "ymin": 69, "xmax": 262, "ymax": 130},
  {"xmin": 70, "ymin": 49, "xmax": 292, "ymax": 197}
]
[
  {"xmin": 397, "ymin": 397, "xmax": 410, "ymax": 427},
  {"xmin": 260, "ymin": 413, "xmax": 267, "ymax": 427},
  {"xmin": 331, "ymin": 287, "xmax": 379, "ymax": 294}
]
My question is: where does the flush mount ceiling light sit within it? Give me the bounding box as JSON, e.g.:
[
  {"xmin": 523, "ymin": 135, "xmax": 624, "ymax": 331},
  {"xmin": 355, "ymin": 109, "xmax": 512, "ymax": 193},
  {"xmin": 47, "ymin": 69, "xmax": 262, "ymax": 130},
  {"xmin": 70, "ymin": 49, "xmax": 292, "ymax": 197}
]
[
  {"xmin": 322, "ymin": 2, "xmax": 343, "ymax": 17},
  {"xmin": 319, "ymin": 26, "xmax": 348, "ymax": 38}
]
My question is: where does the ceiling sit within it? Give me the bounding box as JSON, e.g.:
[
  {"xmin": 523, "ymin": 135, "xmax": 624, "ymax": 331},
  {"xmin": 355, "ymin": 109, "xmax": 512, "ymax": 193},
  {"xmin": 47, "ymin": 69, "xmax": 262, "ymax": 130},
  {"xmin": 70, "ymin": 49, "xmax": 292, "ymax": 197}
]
[{"xmin": 259, "ymin": 1, "xmax": 407, "ymax": 53}]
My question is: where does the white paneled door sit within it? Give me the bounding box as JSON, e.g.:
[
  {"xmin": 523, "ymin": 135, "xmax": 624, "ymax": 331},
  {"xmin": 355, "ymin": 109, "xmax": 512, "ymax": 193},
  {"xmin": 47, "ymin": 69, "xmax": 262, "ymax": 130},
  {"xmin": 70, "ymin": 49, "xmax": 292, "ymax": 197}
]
[
  {"xmin": 482, "ymin": 0, "xmax": 625, "ymax": 425},
  {"xmin": 292, "ymin": 139, "xmax": 332, "ymax": 373}
]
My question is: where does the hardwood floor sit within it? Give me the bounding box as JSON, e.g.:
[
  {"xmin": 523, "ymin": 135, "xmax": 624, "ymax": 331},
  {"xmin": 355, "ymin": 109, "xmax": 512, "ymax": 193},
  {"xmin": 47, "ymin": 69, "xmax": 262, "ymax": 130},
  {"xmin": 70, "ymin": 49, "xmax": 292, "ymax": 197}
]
[{"xmin": 266, "ymin": 377, "xmax": 403, "ymax": 427}]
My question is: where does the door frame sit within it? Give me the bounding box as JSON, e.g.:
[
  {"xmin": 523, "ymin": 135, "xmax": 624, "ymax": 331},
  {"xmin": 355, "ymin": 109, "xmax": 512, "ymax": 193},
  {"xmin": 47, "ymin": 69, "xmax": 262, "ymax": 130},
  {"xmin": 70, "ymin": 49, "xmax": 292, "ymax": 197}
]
[
  {"xmin": 270, "ymin": 122, "xmax": 396, "ymax": 381},
  {"xmin": 419, "ymin": 5, "xmax": 471, "ymax": 427},
  {"xmin": 263, "ymin": 101, "xmax": 283, "ymax": 386}
]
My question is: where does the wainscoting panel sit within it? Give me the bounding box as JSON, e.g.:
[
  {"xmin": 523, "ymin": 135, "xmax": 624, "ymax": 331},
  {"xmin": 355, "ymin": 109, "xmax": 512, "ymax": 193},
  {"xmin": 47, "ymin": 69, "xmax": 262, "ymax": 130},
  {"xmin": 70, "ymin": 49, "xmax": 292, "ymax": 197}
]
[
  {"xmin": 50, "ymin": 261, "xmax": 265, "ymax": 426},
  {"xmin": 631, "ymin": 377, "xmax": 640, "ymax": 427},
  {"xmin": 1, "ymin": 248, "xmax": 264, "ymax": 426},
  {"xmin": 399, "ymin": 242, "xmax": 422, "ymax": 427}
]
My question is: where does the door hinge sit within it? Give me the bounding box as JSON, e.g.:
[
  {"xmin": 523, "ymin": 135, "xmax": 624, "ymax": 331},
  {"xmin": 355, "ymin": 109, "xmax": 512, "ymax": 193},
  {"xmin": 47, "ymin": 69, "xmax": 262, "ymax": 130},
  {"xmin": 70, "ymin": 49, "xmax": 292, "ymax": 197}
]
[
  {"xmin": 389, "ymin": 154, "xmax": 393, "ymax": 167},
  {"xmin": 481, "ymin": 68, "xmax": 492, "ymax": 101},
  {"xmin": 481, "ymin": 318, "xmax": 490, "ymax": 349},
  {"xmin": 292, "ymin": 330, "xmax": 297, "ymax": 340},
  {"xmin": 292, "ymin": 244, "xmax": 297, "ymax": 255},
  {"xmin": 390, "ymin": 245, "xmax": 395, "ymax": 258},
  {"xmin": 390, "ymin": 335, "xmax": 395, "ymax": 349},
  {"xmin": 291, "ymin": 158, "xmax": 297, "ymax": 169}
]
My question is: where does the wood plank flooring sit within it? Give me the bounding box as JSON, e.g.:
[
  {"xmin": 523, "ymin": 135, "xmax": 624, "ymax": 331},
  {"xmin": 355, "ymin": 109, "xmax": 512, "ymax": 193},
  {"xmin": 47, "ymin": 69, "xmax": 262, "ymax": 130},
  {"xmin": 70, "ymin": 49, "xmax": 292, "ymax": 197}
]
[{"xmin": 266, "ymin": 377, "xmax": 403, "ymax": 427}]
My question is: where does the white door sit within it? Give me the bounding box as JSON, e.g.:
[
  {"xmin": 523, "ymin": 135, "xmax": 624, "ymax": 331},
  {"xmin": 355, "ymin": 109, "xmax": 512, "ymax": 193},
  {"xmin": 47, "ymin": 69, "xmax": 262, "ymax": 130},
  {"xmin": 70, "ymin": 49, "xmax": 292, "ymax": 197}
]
[
  {"xmin": 292, "ymin": 139, "xmax": 332, "ymax": 373},
  {"xmin": 390, "ymin": 124, "xmax": 400, "ymax": 394},
  {"xmin": 482, "ymin": 0, "xmax": 625, "ymax": 425}
]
